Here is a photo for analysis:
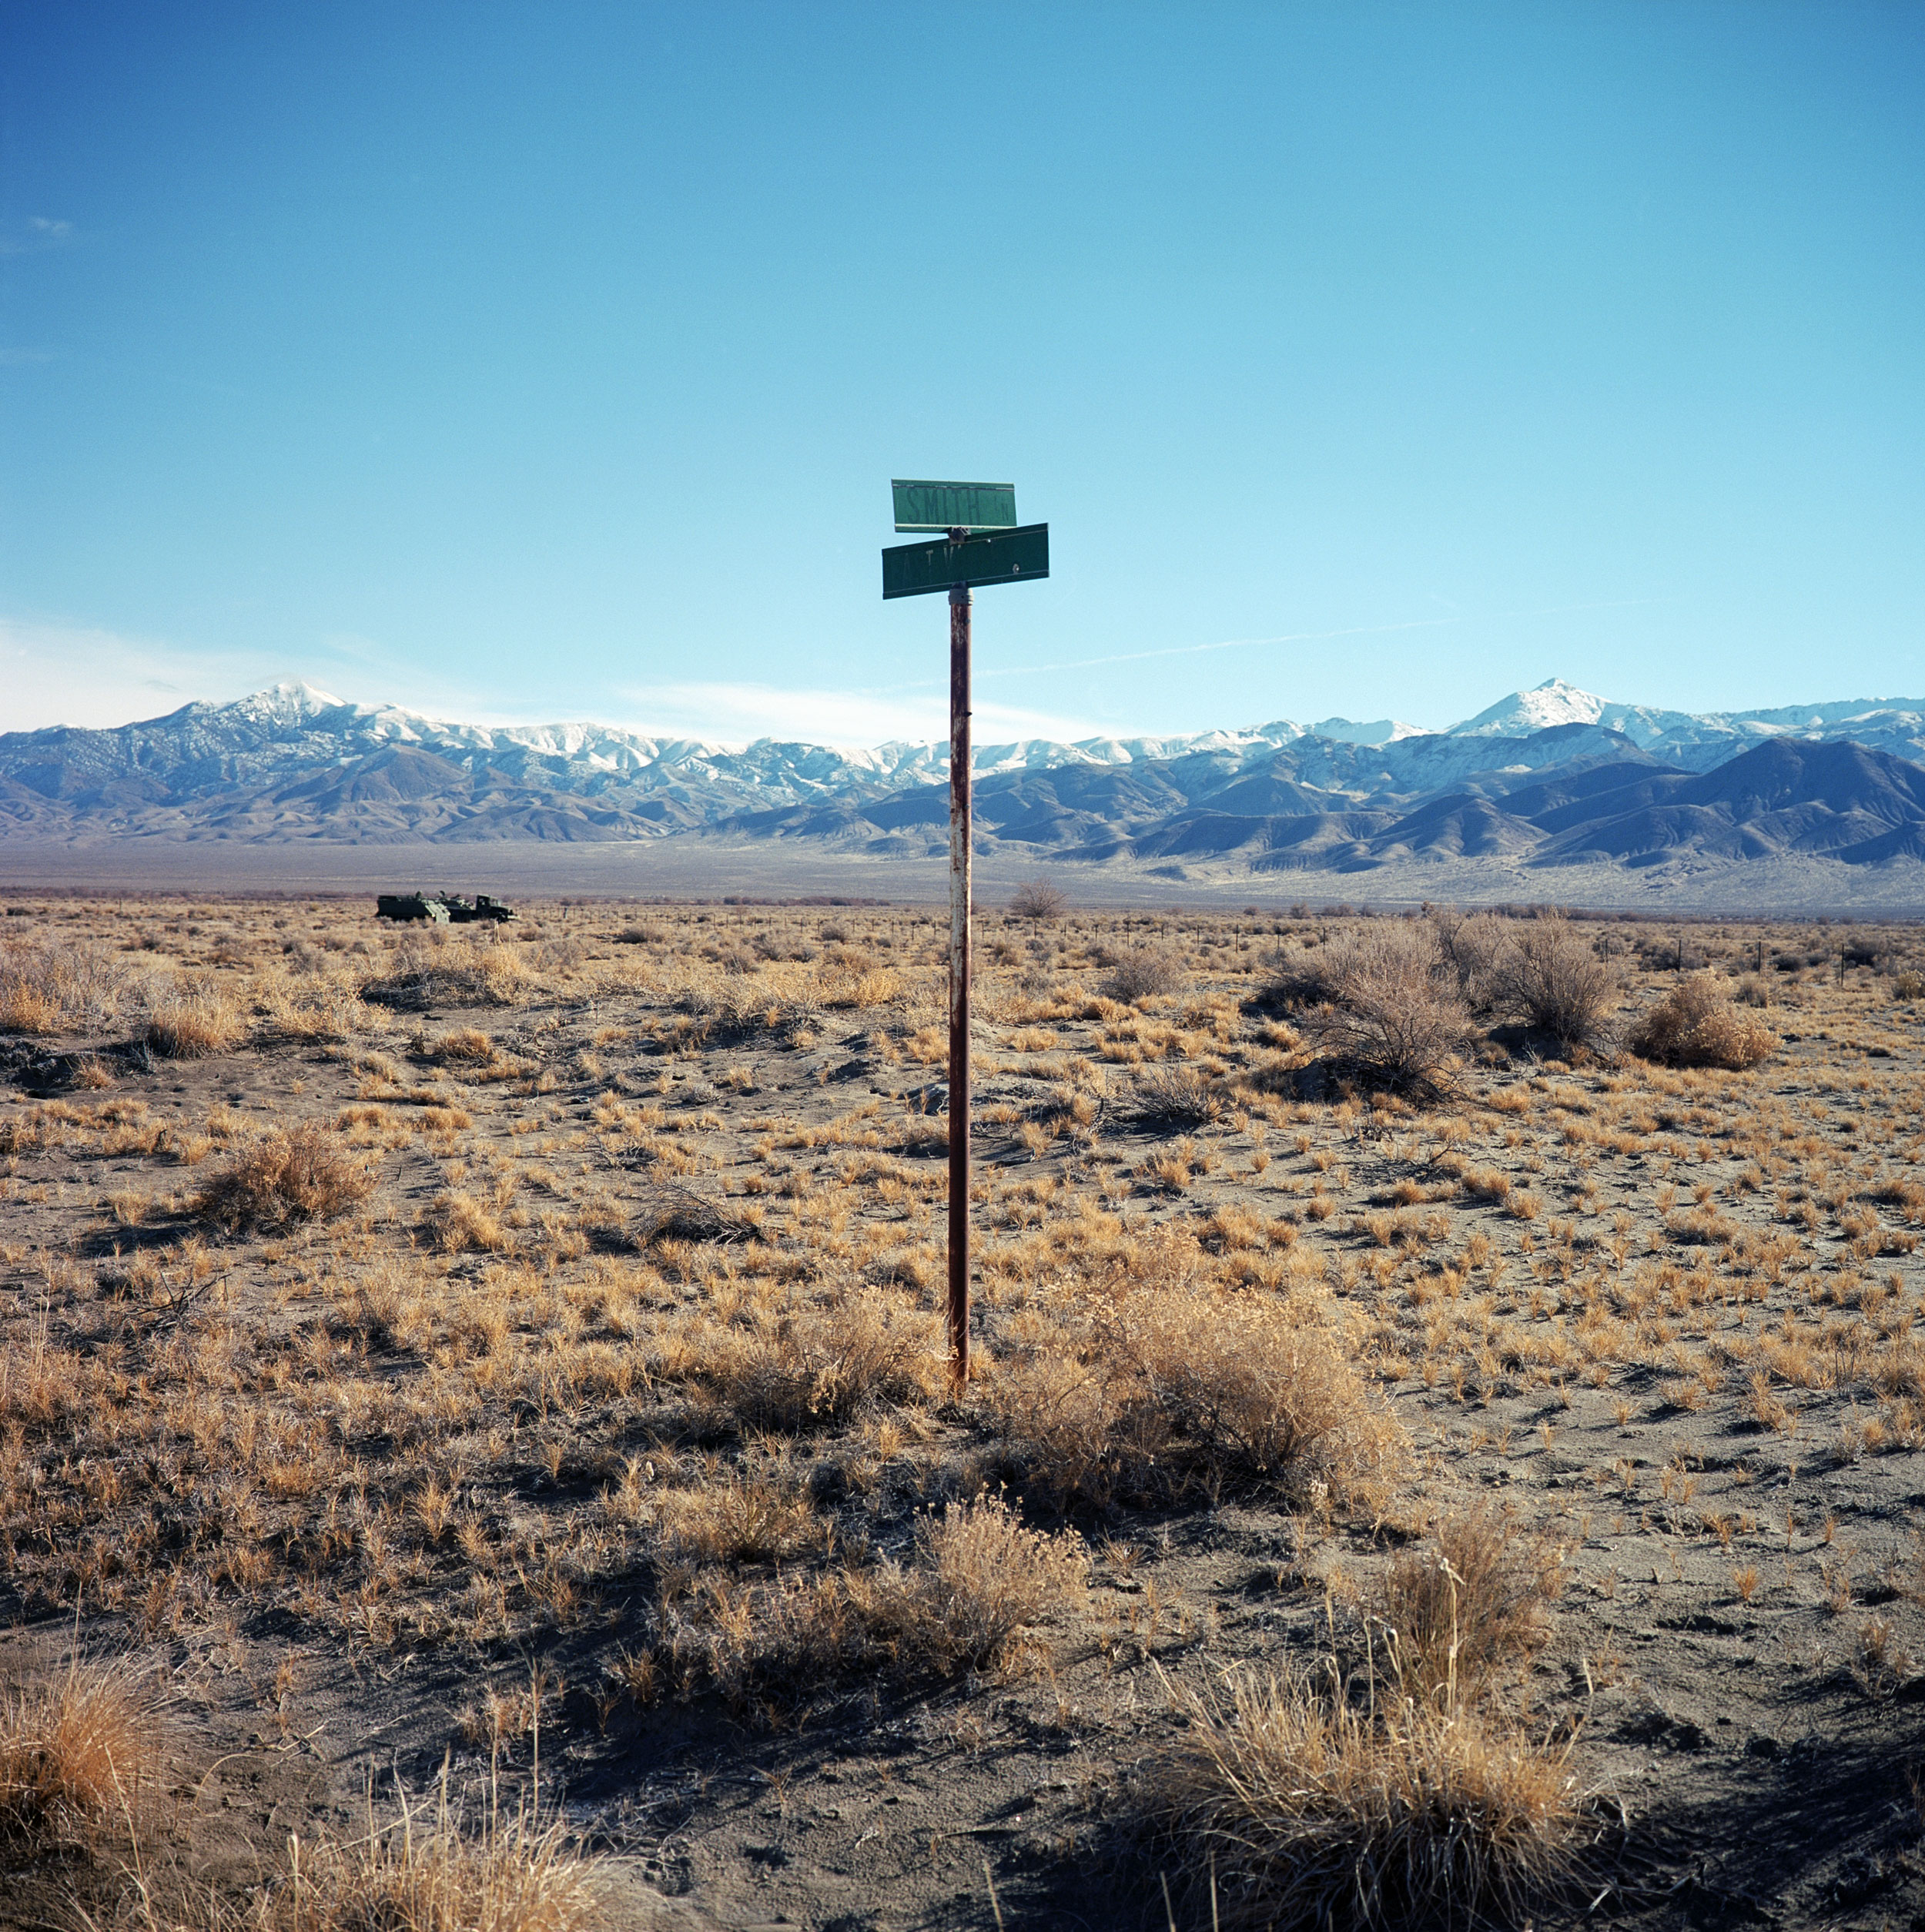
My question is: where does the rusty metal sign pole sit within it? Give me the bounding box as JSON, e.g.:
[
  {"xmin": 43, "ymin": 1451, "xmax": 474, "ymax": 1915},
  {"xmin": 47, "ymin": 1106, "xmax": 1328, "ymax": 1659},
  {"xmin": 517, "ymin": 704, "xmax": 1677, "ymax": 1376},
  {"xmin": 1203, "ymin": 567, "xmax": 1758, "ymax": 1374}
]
[
  {"xmin": 947, "ymin": 564, "xmax": 973, "ymax": 1385},
  {"xmin": 884, "ymin": 494, "xmax": 1049, "ymax": 1382}
]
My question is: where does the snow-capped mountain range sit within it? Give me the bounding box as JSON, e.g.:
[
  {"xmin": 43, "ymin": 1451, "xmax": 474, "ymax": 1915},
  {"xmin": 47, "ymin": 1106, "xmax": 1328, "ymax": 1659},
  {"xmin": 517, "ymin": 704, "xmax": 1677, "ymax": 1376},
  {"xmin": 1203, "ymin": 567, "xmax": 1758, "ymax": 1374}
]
[
  {"xmin": 1445, "ymin": 678, "xmax": 1925, "ymax": 764},
  {"xmin": 6, "ymin": 677, "xmax": 1925, "ymax": 880},
  {"xmin": 10, "ymin": 675, "xmax": 1925, "ymax": 796}
]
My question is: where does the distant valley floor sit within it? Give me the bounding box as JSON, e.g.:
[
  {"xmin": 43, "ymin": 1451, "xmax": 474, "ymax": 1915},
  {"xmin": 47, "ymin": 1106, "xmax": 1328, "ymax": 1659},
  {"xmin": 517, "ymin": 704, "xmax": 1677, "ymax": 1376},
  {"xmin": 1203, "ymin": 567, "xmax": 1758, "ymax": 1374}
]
[{"xmin": 2, "ymin": 835, "xmax": 1924, "ymax": 915}]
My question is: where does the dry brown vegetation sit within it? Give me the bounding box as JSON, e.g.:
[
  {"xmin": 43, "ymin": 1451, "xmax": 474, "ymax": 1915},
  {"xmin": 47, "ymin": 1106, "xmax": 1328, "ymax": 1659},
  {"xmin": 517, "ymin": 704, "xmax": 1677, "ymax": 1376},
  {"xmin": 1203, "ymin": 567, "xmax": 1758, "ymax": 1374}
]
[
  {"xmin": 1293, "ymin": 921, "xmax": 1476, "ymax": 1087},
  {"xmin": 0, "ymin": 1652, "xmax": 169, "ymax": 1860},
  {"xmin": 1630, "ymin": 971, "xmax": 1780, "ymax": 1069},
  {"xmin": 2, "ymin": 893, "xmax": 1924, "ymax": 1927},
  {"xmin": 1147, "ymin": 1662, "xmax": 1590, "ymax": 1931},
  {"xmin": 189, "ymin": 1123, "xmax": 372, "ymax": 1232},
  {"xmin": 244, "ymin": 1772, "xmax": 598, "ymax": 1932}
]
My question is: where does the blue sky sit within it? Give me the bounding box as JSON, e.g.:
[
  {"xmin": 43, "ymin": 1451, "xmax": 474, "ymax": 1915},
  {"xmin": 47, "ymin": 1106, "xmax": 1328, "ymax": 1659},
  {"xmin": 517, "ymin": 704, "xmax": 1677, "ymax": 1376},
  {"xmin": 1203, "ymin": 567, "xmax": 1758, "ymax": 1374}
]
[{"xmin": 2, "ymin": 2, "xmax": 1921, "ymax": 743}]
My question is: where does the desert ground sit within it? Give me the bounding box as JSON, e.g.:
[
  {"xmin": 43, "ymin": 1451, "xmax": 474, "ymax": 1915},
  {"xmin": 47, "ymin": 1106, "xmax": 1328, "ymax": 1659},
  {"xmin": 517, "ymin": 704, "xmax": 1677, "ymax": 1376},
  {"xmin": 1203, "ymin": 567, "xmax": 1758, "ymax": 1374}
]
[
  {"xmin": 5, "ymin": 835, "xmax": 1925, "ymax": 917},
  {"xmin": 3, "ymin": 889, "xmax": 1925, "ymax": 1930}
]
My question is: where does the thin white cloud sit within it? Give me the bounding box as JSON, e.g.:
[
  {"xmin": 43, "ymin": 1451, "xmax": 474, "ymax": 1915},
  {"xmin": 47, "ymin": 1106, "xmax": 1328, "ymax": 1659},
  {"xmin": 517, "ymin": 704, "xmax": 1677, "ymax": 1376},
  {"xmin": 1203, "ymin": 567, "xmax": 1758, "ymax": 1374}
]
[
  {"xmin": 984, "ymin": 599, "xmax": 1657, "ymax": 681},
  {"xmin": 0, "ymin": 216, "xmax": 76, "ymax": 257},
  {"xmin": 0, "ymin": 616, "xmax": 277, "ymax": 730},
  {"xmin": 0, "ymin": 614, "xmax": 524, "ymax": 735},
  {"xmin": 613, "ymin": 681, "xmax": 1133, "ymax": 748}
]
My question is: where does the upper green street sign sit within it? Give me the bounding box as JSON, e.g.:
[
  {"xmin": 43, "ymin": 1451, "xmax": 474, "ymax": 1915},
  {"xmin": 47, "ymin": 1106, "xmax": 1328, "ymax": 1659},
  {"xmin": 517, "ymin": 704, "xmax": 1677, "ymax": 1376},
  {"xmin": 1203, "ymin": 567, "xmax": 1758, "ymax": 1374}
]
[{"xmin": 892, "ymin": 479, "xmax": 1017, "ymax": 533}]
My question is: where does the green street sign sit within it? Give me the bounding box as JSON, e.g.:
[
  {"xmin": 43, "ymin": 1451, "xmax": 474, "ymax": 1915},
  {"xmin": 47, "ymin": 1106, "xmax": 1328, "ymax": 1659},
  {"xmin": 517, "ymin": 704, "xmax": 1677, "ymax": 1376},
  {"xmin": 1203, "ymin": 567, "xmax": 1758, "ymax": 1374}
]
[
  {"xmin": 881, "ymin": 523, "xmax": 1049, "ymax": 599},
  {"xmin": 892, "ymin": 478, "xmax": 1017, "ymax": 533}
]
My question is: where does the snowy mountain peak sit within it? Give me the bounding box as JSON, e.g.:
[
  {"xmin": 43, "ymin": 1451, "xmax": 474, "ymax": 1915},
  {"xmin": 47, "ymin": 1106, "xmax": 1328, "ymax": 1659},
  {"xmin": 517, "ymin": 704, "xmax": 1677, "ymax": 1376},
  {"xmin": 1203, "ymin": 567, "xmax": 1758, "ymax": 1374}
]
[
  {"xmin": 1448, "ymin": 679, "xmax": 1609, "ymax": 737},
  {"xmin": 218, "ymin": 678, "xmax": 349, "ymax": 725}
]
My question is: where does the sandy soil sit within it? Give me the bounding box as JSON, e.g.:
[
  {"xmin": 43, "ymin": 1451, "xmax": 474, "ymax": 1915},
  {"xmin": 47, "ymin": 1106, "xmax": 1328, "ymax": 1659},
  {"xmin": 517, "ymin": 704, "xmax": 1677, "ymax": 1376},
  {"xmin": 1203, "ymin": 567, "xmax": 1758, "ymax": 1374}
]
[{"xmin": 3, "ymin": 894, "xmax": 1925, "ymax": 1930}]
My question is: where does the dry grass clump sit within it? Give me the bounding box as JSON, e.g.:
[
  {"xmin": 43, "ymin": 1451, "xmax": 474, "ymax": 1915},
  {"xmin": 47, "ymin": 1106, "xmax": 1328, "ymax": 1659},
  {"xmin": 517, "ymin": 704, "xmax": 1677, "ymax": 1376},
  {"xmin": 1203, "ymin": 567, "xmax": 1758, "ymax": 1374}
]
[
  {"xmin": 1295, "ymin": 924, "xmax": 1474, "ymax": 1091},
  {"xmin": 691, "ymin": 1287, "xmax": 941, "ymax": 1431},
  {"xmin": 660, "ymin": 1471, "xmax": 821, "ymax": 1565},
  {"xmin": 426, "ymin": 1025, "xmax": 498, "ymax": 1063},
  {"xmin": 982, "ymin": 1241, "xmax": 1401, "ymax": 1510},
  {"xmin": 631, "ymin": 1180, "xmax": 760, "ymax": 1247},
  {"xmin": 1375, "ymin": 1508, "xmax": 1562, "ymax": 1705},
  {"xmin": 146, "ymin": 983, "xmax": 246, "ymax": 1058},
  {"xmin": 0, "ymin": 1654, "xmax": 168, "ymax": 1858},
  {"xmin": 689, "ymin": 1495, "xmax": 1086, "ymax": 1702},
  {"xmin": 1630, "ymin": 973, "xmax": 1778, "ymax": 1070},
  {"xmin": 1100, "ymin": 946, "xmax": 1187, "ymax": 1003},
  {"xmin": 427, "ymin": 1189, "xmax": 514, "ymax": 1253},
  {"xmin": 1489, "ymin": 913, "xmax": 1619, "ymax": 1054},
  {"xmin": 1146, "ymin": 1666, "xmax": 1587, "ymax": 1931},
  {"xmin": 189, "ymin": 1123, "xmax": 371, "ymax": 1232},
  {"xmin": 887, "ymin": 1495, "xmax": 1090, "ymax": 1673},
  {"xmin": 1130, "ymin": 1063, "xmax": 1220, "ymax": 1126},
  {"xmin": 250, "ymin": 1770, "xmax": 597, "ymax": 1932},
  {"xmin": 0, "ymin": 939, "xmax": 130, "ymax": 1035},
  {"xmin": 361, "ymin": 946, "xmax": 529, "ymax": 1010},
  {"xmin": 676, "ymin": 979, "xmax": 824, "ymax": 1046}
]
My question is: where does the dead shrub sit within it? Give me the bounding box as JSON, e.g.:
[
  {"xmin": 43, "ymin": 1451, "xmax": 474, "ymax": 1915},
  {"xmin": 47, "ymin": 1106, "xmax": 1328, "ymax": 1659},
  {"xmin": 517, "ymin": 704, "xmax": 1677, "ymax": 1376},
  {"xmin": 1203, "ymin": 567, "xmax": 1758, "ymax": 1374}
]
[
  {"xmin": 535, "ymin": 936, "xmax": 588, "ymax": 975},
  {"xmin": 1375, "ymin": 1508, "xmax": 1561, "ymax": 1705},
  {"xmin": 0, "ymin": 940, "xmax": 130, "ymax": 1036},
  {"xmin": 145, "ymin": 983, "xmax": 246, "ymax": 1058},
  {"xmin": 259, "ymin": 973, "xmax": 367, "ymax": 1044},
  {"xmin": 631, "ymin": 1181, "xmax": 759, "ymax": 1247},
  {"xmin": 976, "ymin": 1347, "xmax": 1143, "ymax": 1511},
  {"xmin": 1129, "ymin": 1063, "xmax": 1220, "ymax": 1127},
  {"xmin": 1428, "ymin": 909, "xmax": 1511, "ymax": 1016},
  {"xmin": 0, "ymin": 1653, "xmax": 168, "ymax": 1857},
  {"xmin": 678, "ymin": 982, "xmax": 823, "ymax": 1046},
  {"xmin": 1100, "ymin": 946, "xmax": 1187, "ymax": 1003},
  {"xmin": 1296, "ymin": 925, "xmax": 1475, "ymax": 1090},
  {"xmin": 980, "ymin": 1238, "xmax": 1401, "ymax": 1510},
  {"xmin": 688, "ymin": 1572, "xmax": 876, "ymax": 1703},
  {"xmin": 1146, "ymin": 1666, "xmax": 1588, "ymax": 1931},
  {"xmin": 1488, "ymin": 913, "xmax": 1618, "ymax": 1054},
  {"xmin": 1630, "ymin": 974, "xmax": 1778, "ymax": 1070},
  {"xmin": 695, "ymin": 1288, "xmax": 941, "ymax": 1431},
  {"xmin": 1008, "ymin": 877, "xmax": 1068, "ymax": 922},
  {"xmin": 190, "ymin": 1124, "xmax": 371, "ymax": 1232},
  {"xmin": 1263, "ymin": 943, "xmax": 1338, "ymax": 1011}
]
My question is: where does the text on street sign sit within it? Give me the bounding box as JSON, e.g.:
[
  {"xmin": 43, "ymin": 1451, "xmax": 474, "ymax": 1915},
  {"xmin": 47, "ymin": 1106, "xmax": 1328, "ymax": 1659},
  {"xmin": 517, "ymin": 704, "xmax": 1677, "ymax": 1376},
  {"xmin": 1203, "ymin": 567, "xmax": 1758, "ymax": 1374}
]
[
  {"xmin": 881, "ymin": 523, "xmax": 1049, "ymax": 600},
  {"xmin": 892, "ymin": 479, "xmax": 1018, "ymax": 533}
]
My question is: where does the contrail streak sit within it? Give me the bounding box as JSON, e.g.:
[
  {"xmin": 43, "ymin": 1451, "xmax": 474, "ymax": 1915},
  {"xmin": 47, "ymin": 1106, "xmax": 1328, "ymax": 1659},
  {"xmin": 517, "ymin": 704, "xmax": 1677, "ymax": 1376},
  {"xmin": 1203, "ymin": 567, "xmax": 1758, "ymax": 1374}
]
[{"xmin": 976, "ymin": 598, "xmax": 1656, "ymax": 681}]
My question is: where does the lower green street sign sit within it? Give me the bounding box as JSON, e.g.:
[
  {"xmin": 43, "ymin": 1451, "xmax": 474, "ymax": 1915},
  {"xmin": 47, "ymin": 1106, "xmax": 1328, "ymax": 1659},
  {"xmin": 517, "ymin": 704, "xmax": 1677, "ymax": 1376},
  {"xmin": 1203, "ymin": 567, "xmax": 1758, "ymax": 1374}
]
[
  {"xmin": 892, "ymin": 479, "xmax": 1017, "ymax": 533},
  {"xmin": 881, "ymin": 522, "xmax": 1049, "ymax": 600}
]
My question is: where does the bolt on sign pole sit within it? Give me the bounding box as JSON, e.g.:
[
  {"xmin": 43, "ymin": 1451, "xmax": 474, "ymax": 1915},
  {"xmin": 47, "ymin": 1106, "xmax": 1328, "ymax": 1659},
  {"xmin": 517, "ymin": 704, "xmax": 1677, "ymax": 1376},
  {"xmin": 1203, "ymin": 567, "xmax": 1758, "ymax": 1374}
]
[{"xmin": 882, "ymin": 481, "xmax": 1049, "ymax": 1384}]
